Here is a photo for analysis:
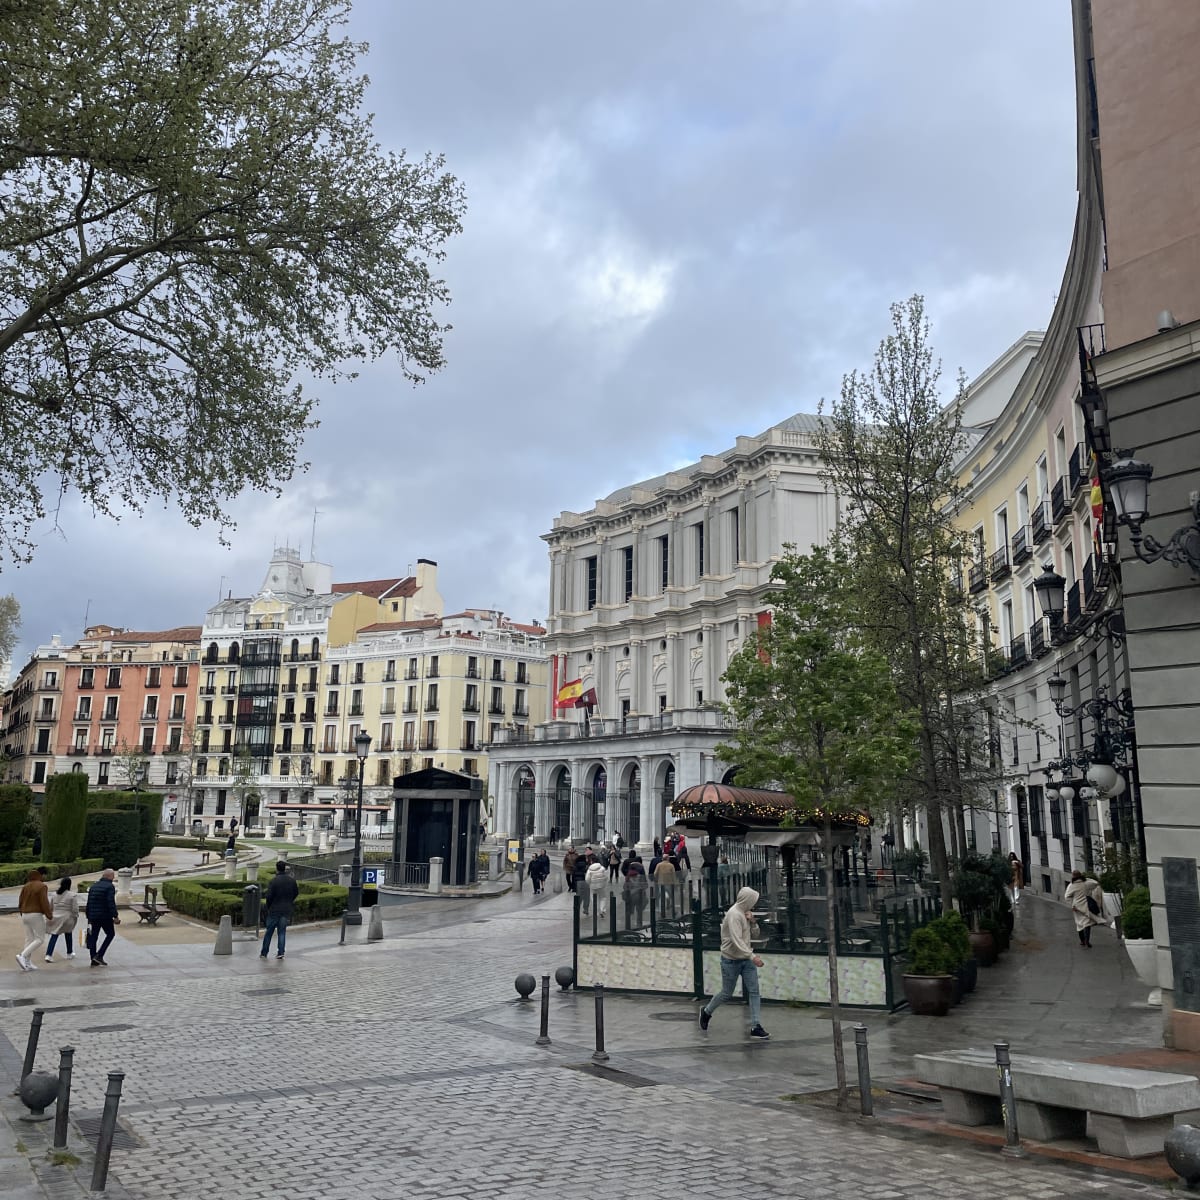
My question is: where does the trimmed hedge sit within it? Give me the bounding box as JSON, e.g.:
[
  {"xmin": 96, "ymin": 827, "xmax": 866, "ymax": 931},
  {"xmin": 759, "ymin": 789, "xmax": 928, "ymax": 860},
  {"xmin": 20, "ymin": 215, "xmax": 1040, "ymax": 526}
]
[
  {"xmin": 82, "ymin": 809, "xmax": 141, "ymax": 869},
  {"xmin": 161, "ymin": 877, "xmax": 347, "ymax": 925},
  {"xmin": 0, "ymin": 857, "xmax": 103, "ymax": 888},
  {"xmin": 0, "ymin": 783, "xmax": 33, "ymax": 861},
  {"xmin": 111, "ymin": 791, "xmax": 163, "ymax": 859},
  {"xmin": 43, "ymin": 773, "xmax": 89, "ymax": 861},
  {"xmin": 154, "ymin": 836, "xmax": 221, "ymax": 850}
]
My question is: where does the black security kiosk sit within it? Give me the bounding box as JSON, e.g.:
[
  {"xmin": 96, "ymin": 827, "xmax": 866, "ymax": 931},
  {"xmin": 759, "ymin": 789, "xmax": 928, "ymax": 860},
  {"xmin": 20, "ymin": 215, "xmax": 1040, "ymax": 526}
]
[{"xmin": 391, "ymin": 768, "xmax": 482, "ymax": 887}]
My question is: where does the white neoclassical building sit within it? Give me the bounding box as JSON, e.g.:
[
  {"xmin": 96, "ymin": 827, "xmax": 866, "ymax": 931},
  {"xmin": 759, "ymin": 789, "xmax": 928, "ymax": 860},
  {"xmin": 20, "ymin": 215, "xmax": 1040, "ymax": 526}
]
[{"xmin": 488, "ymin": 413, "xmax": 839, "ymax": 849}]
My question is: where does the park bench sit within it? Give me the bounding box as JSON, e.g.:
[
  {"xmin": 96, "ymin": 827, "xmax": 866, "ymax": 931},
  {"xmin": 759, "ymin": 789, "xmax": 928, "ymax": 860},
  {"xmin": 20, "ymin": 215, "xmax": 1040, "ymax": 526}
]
[
  {"xmin": 133, "ymin": 860, "xmax": 155, "ymax": 876},
  {"xmin": 131, "ymin": 885, "xmax": 164, "ymax": 926},
  {"xmin": 914, "ymin": 1048, "xmax": 1200, "ymax": 1158}
]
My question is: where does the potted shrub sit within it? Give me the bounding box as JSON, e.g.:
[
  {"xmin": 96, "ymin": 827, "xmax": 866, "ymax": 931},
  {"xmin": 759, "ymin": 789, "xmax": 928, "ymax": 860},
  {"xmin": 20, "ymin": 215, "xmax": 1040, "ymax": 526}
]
[
  {"xmin": 931, "ymin": 912, "xmax": 976, "ymax": 995},
  {"xmin": 980, "ymin": 913, "xmax": 1007, "ymax": 955},
  {"xmin": 901, "ymin": 926, "xmax": 958, "ymax": 1016},
  {"xmin": 1121, "ymin": 886, "xmax": 1160, "ymax": 1006}
]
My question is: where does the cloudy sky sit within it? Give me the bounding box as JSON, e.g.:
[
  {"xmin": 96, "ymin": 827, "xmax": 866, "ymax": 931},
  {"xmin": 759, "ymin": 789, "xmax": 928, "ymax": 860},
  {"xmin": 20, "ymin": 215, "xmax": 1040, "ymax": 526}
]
[{"xmin": 7, "ymin": 0, "xmax": 1079, "ymax": 662}]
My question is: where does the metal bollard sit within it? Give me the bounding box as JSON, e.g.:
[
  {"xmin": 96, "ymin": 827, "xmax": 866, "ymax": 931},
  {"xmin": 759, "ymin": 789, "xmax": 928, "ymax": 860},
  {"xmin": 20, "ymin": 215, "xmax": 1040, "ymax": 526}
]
[
  {"xmin": 854, "ymin": 1024, "xmax": 874, "ymax": 1117},
  {"xmin": 15, "ymin": 1008, "xmax": 45, "ymax": 1092},
  {"xmin": 53, "ymin": 1045, "xmax": 74, "ymax": 1150},
  {"xmin": 90, "ymin": 1071, "xmax": 126, "ymax": 1192},
  {"xmin": 536, "ymin": 974, "xmax": 551, "ymax": 1046},
  {"xmin": 591, "ymin": 982, "xmax": 610, "ymax": 1063},
  {"xmin": 994, "ymin": 1041, "xmax": 1025, "ymax": 1157}
]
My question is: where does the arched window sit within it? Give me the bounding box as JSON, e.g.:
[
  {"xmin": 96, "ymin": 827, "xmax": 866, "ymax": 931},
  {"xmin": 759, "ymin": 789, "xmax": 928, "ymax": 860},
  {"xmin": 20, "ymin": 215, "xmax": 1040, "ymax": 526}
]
[
  {"xmin": 206, "ymin": 642, "xmax": 219, "ymax": 663},
  {"xmin": 228, "ymin": 641, "xmax": 240, "ymax": 663},
  {"xmin": 311, "ymin": 637, "xmax": 321, "ymax": 658},
  {"xmin": 290, "ymin": 638, "xmax": 300, "ymax": 659}
]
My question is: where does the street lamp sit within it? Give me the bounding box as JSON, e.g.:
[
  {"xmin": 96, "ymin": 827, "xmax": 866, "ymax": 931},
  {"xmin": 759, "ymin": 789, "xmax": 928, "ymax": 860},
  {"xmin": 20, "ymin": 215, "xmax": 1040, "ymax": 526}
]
[
  {"xmin": 1106, "ymin": 454, "xmax": 1200, "ymax": 577},
  {"xmin": 1033, "ymin": 563, "xmax": 1066, "ymax": 624},
  {"xmin": 344, "ymin": 730, "xmax": 372, "ymax": 925}
]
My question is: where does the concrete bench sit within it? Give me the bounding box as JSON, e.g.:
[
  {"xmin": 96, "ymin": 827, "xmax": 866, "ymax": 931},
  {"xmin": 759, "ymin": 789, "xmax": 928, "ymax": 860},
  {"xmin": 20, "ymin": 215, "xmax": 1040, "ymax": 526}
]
[{"xmin": 915, "ymin": 1049, "xmax": 1200, "ymax": 1158}]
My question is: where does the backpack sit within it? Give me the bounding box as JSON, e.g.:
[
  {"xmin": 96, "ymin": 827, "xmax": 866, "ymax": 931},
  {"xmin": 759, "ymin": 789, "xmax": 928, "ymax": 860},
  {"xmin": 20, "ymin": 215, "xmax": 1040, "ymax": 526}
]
[
  {"xmin": 615, "ymin": 835, "xmax": 625, "ymax": 849},
  {"xmin": 598, "ymin": 847, "xmax": 611, "ymax": 867}
]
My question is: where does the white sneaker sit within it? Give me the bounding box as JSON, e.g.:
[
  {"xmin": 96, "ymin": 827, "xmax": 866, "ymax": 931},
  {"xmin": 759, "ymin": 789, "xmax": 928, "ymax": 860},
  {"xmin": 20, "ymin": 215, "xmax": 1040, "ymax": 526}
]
[
  {"xmin": 26, "ymin": 961, "xmax": 38, "ymax": 970},
  {"xmin": 66, "ymin": 952, "xmax": 75, "ymax": 959},
  {"xmin": 44, "ymin": 955, "xmax": 53, "ymax": 963},
  {"xmin": 15, "ymin": 954, "xmax": 29, "ymax": 971}
]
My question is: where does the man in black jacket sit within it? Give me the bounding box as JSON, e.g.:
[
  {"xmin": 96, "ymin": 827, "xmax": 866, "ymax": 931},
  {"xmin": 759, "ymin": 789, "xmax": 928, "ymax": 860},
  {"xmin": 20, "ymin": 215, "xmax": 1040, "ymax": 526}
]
[
  {"xmin": 85, "ymin": 869, "xmax": 120, "ymax": 966},
  {"xmin": 261, "ymin": 861, "xmax": 299, "ymax": 960}
]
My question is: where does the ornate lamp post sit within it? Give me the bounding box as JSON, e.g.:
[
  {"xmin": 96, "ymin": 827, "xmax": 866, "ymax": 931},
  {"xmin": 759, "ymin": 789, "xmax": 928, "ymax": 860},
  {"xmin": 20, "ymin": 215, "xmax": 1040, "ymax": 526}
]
[{"xmin": 344, "ymin": 730, "xmax": 372, "ymax": 925}]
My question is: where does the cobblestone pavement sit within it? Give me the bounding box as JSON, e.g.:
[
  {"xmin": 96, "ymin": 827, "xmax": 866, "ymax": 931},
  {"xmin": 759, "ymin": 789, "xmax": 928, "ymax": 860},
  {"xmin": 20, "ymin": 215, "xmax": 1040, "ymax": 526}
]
[{"xmin": 0, "ymin": 891, "xmax": 1169, "ymax": 1198}]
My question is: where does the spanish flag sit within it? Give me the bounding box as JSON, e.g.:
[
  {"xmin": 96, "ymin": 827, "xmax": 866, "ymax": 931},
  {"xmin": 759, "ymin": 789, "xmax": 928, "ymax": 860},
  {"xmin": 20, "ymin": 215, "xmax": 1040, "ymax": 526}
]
[{"xmin": 556, "ymin": 678, "xmax": 583, "ymax": 707}]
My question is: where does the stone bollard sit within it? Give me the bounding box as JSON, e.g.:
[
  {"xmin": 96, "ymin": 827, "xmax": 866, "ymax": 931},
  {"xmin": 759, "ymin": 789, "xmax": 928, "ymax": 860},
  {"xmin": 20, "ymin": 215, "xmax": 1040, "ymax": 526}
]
[
  {"xmin": 367, "ymin": 905, "xmax": 384, "ymax": 942},
  {"xmin": 224, "ymin": 853, "xmax": 237, "ymax": 880},
  {"xmin": 429, "ymin": 856, "xmax": 443, "ymax": 894},
  {"xmin": 306, "ymin": 827, "xmax": 320, "ymax": 848},
  {"xmin": 213, "ymin": 914, "xmax": 233, "ymax": 955},
  {"xmin": 277, "ymin": 849, "xmax": 289, "ymax": 863},
  {"xmin": 338, "ymin": 865, "xmax": 352, "ymax": 888},
  {"xmin": 115, "ymin": 868, "xmax": 133, "ymax": 906}
]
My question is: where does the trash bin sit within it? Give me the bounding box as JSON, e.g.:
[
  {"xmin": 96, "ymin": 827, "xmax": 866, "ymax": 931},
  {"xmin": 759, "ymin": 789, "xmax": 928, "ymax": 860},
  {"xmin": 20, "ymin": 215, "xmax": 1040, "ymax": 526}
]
[
  {"xmin": 243, "ymin": 884, "xmax": 260, "ymax": 929},
  {"xmin": 362, "ymin": 885, "xmax": 378, "ymax": 908}
]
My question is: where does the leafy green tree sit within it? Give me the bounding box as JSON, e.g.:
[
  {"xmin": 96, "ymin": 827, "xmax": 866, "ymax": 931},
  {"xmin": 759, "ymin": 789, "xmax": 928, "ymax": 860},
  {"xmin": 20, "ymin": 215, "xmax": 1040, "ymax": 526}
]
[
  {"xmin": 818, "ymin": 295, "xmax": 986, "ymax": 907},
  {"xmin": 0, "ymin": 0, "xmax": 465, "ymax": 563},
  {"xmin": 0, "ymin": 782, "xmax": 33, "ymax": 860},
  {"xmin": 43, "ymin": 772, "xmax": 88, "ymax": 860},
  {"xmin": 0, "ymin": 596, "xmax": 19, "ymax": 665},
  {"xmin": 719, "ymin": 546, "xmax": 917, "ymax": 1109}
]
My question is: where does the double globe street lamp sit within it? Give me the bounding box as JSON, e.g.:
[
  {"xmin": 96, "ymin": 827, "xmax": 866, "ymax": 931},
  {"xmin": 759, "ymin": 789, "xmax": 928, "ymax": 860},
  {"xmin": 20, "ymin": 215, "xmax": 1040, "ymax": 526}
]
[{"xmin": 344, "ymin": 729, "xmax": 373, "ymax": 926}]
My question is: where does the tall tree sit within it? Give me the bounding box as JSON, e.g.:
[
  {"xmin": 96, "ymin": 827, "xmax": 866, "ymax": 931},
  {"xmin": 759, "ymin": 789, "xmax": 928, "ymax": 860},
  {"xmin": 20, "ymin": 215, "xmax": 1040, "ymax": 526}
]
[
  {"xmin": 0, "ymin": 0, "xmax": 465, "ymax": 562},
  {"xmin": 818, "ymin": 295, "xmax": 982, "ymax": 908},
  {"xmin": 0, "ymin": 596, "xmax": 18, "ymax": 663},
  {"xmin": 719, "ymin": 546, "xmax": 917, "ymax": 1110}
]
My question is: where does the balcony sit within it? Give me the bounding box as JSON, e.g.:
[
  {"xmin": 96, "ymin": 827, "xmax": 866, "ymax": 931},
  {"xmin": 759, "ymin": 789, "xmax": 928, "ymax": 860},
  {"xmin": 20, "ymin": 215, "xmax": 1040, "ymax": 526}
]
[
  {"xmin": 460, "ymin": 741, "xmax": 481, "ymax": 752},
  {"xmin": 513, "ymin": 705, "xmax": 529, "ymax": 718},
  {"xmin": 419, "ymin": 739, "xmax": 438, "ymax": 751},
  {"xmin": 427, "ymin": 667, "xmax": 439, "ymax": 680},
  {"xmin": 144, "ymin": 677, "xmax": 162, "ymax": 689},
  {"xmin": 349, "ymin": 706, "xmax": 364, "ymax": 717},
  {"xmin": 1069, "ymin": 442, "xmax": 1090, "ymax": 494},
  {"xmin": 77, "ymin": 680, "xmax": 94, "ymax": 690},
  {"xmin": 1051, "ymin": 478, "xmax": 1069, "ymax": 523},
  {"xmin": 988, "ymin": 546, "xmax": 1010, "ymax": 582},
  {"xmin": 196, "ymin": 713, "xmax": 214, "ymax": 725},
  {"xmin": 490, "ymin": 672, "xmax": 505, "ymax": 683},
  {"xmin": 1029, "ymin": 617, "xmax": 1049, "ymax": 658},
  {"xmin": 1066, "ymin": 581, "xmax": 1082, "ymax": 623},
  {"xmin": 300, "ymin": 712, "xmax": 316, "ymax": 724},
  {"xmin": 462, "ymin": 701, "xmax": 480, "ymax": 713},
  {"xmin": 968, "ymin": 562, "xmax": 987, "ymax": 594},
  {"xmin": 1011, "ymin": 526, "xmax": 1032, "ymax": 565},
  {"xmin": 1031, "ymin": 502, "xmax": 1051, "ymax": 544},
  {"xmin": 1008, "ymin": 634, "xmax": 1028, "ymax": 668},
  {"xmin": 102, "ymin": 710, "xmax": 119, "ymax": 722},
  {"xmin": 1082, "ymin": 555, "xmax": 1097, "ymax": 607},
  {"xmin": 199, "ymin": 686, "xmax": 217, "ymax": 695},
  {"xmin": 279, "ymin": 713, "xmax": 296, "ymax": 724},
  {"xmin": 377, "ymin": 741, "xmax": 394, "ymax": 753},
  {"xmin": 426, "ymin": 702, "xmax": 439, "ymax": 713},
  {"xmin": 218, "ymin": 715, "xmax": 235, "ymax": 725},
  {"xmin": 68, "ymin": 746, "xmax": 89, "ymax": 757},
  {"xmin": 140, "ymin": 710, "xmax": 159, "ymax": 722},
  {"xmin": 284, "ymin": 652, "xmax": 317, "ymax": 663},
  {"xmin": 35, "ymin": 711, "xmax": 56, "ymax": 723},
  {"xmin": 379, "ymin": 704, "xmax": 396, "ymax": 715},
  {"xmin": 383, "ymin": 671, "xmax": 396, "ymax": 683},
  {"xmin": 466, "ymin": 667, "xmax": 480, "ymax": 680},
  {"xmin": 281, "ymin": 684, "xmax": 298, "ymax": 694},
  {"xmin": 221, "ymin": 686, "xmax": 238, "ymax": 695},
  {"xmin": 400, "ymin": 742, "xmax": 417, "ymax": 753},
  {"xmin": 324, "ymin": 707, "xmax": 339, "ymax": 718},
  {"xmin": 326, "ymin": 674, "xmax": 341, "ymax": 686},
  {"xmin": 405, "ymin": 669, "xmax": 420, "ymax": 681},
  {"xmin": 488, "ymin": 705, "xmax": 505, "ymax": 716},
  {"xmin": 37, "ymin": 681, "xmax": 61, "ymax": 692},
  {"xmin": 274, "ymin": 744, "xmax": 294, "ymax": 754},
  {"xmin": 302, "ymin": 683, "xmax": 318, "ymax": 692},
  {"xmin": 351, "ymin": 674, "xmax": 365, "ymax": 686}
]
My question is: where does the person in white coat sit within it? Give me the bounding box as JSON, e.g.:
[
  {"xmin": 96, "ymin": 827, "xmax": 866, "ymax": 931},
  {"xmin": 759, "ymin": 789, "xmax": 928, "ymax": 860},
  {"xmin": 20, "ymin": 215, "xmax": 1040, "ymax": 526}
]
[
  {"xmin": 1065, "ymin": 870, "xmax": 1106, "ymax": 948},
  {"xmin": 45, "ymin": 876, "xmax": 81, "ymax": 961},
  {"xmin": 584, "ymin": 857, "xmax": 609, "ymax": 918}
]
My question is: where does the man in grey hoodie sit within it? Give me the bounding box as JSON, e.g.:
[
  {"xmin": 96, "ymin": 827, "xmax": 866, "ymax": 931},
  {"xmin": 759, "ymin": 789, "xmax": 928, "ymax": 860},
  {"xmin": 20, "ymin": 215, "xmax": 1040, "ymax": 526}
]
[{"xmin": 698, "ymin": 886, "xmax": 769, "ymax": 1039}]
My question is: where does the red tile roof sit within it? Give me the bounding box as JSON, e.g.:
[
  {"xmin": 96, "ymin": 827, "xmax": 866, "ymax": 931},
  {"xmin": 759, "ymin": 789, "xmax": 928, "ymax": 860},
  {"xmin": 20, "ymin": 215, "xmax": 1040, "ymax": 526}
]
[
  {"xmin": 101, "ymin": 626, "xmax": 203, "ymax": 643},
  {"xmin": 332, "ymin": 576, "xmax": 416, "ymax": 600},
  {"xmin": 358, "ymin": 619, "xmax": 443, "ymax": 633}
]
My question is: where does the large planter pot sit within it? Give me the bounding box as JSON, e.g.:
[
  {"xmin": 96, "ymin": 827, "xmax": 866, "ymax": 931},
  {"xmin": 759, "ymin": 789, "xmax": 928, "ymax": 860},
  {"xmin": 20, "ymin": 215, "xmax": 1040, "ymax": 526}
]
[
  {"xmin": 968, "ymin": 930, "xmax": 997, "ymax": 967},
  {"xmin": 958, "ymin": 956, "xmax": 978, "ymax": 994},
  {"xmin": 902, "ymin": 973, "xmax": 956, "ymax": 1016},
  {"xmin": 1124, "ymin": 938, "xmax": 1162, "ymax": 1006}
]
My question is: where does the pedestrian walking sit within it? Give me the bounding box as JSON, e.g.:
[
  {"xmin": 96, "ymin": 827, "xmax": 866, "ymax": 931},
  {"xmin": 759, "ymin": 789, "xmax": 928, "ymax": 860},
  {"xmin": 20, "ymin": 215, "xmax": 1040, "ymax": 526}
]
[
  {"xmin": 677, "ymin": 836, "xmax": 691, "ymax": 871},
  {"xmin": 530, "ymin": 850, "xmax": 550, "ymax": 895},
  {"xmin": 572, "ymin": 847, "xmax": 591, "ymax": 904},
  {"xmin": 1009, "ymin": 852, "xmax": 1024, "ymax": 906},
  {"xmin": 549, "ymin": 825, "xmax": 558, "ymax": 847},
  {"xmin": 261, "ymin": 861, "xmax": 299, "ymax": 960},
  {"xmin": 563, "ymin": 847, "xmax": 578, "ymax": 893},
  {"xmin": 45, "ymin": 876, "xmax": 81, "ymax": 961},
  {"xmin": 85, "ymin": 868, "xmax": 121, "ymax": 966},
  {"xmin": 585, "ymin": 855, "xmax": 608, "ymax": 918},
  {"xmin": 623, "ymin": 856, "xmax": 648, "ymax": 926},
  {"xmin": 15, "ymin": 868, "xmax": 53, "ymax": 971},
  {"xmin": 698, "ymin": 886, "xmax": 769, "ymax": 1039},
  {"xmin": 653, "ymin": 853, "xmax": 678, "ymax": 917},
  {"xmin": 608, "ymin": 841, "xmax": 621, "ymax": 884},
  {"xmin": 1065, "ymin": 870, "xmax": 1107, "ymax": 948}
]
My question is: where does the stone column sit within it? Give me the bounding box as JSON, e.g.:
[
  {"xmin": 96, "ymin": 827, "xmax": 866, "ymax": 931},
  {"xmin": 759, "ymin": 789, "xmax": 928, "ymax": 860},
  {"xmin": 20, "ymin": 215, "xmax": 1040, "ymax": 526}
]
[
  {"xmin": 569, "ymin": 757, "xmax": 583, "ymax": 843},
  {"xmin": 703, "ymin": 621, "xmax": 718, "ymax": 704},
  {"xmin": 737, "ymin": 477, "xmax": 750, "ymax": 566},
  {"xmin": 765, "ymin": 468, "xmax": 780, "ymax": 556},
  {"xmin": 533, "ymin": 760, "xmax": 550, "ymax": 837},
  {"xmin": 638, "ymin": 754, "xmax": 655, "ymax": 851}
]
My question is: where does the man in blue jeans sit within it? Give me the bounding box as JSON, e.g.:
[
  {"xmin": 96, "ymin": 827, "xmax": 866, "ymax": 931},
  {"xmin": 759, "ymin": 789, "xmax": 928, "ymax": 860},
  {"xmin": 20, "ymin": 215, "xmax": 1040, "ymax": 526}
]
[
  {"xmin": 698, "ymin": 886, "xmax": 769, "ymax": 1039},
  {"xmin": 261, "ymin": 861, "xmax": 299, "ymax": 960}
]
